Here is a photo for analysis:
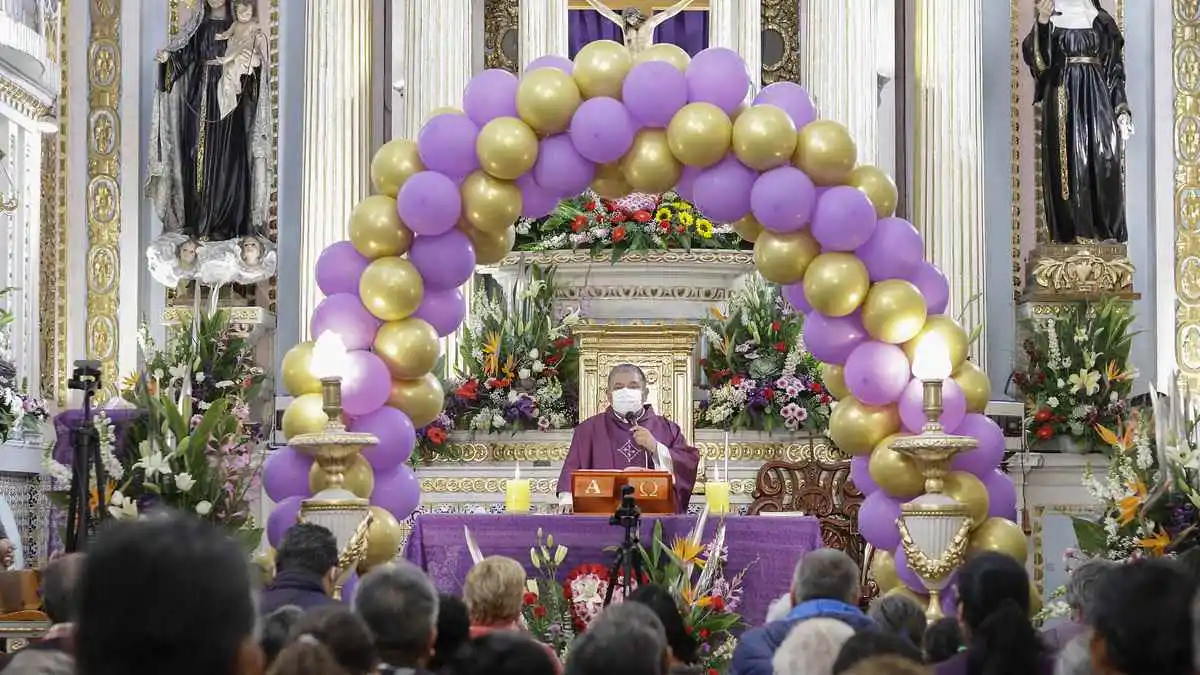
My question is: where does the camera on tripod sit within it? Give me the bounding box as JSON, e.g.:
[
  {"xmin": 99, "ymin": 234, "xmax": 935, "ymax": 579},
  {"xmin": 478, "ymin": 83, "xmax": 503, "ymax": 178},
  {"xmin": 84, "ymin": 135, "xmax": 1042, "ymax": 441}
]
[
  {"xmin": 67, "ymin": 360, "xmax": 102, "ymax": 396},
  {"xmin": 609, "ymin": 484, "xmax": 641, "ymax": 529},
  {"xmin": 66, "ymin": 360, "xmax": 104, "ymax": 553}
]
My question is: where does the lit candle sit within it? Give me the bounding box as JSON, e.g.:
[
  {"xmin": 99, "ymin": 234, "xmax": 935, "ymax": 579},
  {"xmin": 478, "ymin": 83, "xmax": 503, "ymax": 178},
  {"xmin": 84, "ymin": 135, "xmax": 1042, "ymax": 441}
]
[
  {"xmin": 705, "ymin": 464, "xmax": 731, "ymax": 515},
  {"xmin": 505, "ymin": 463, "xmax": 532, "ymax": 513}
]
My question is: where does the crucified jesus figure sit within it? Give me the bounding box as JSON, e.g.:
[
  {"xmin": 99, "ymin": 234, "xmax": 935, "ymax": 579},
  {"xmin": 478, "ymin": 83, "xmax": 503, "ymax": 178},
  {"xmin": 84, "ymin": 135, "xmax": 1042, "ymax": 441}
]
[{"xmin": 582, "ymin": 0, "xmax": 700, "ymax": 57}]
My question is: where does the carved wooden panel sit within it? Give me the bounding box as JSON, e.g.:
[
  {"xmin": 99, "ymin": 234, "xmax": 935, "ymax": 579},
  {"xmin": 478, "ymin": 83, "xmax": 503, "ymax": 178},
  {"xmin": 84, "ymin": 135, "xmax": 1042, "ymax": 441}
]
[
  {"xmin": 485, "ymin": 0, "xmax": 520, "ymax": 72},
  {"xmin": 761, "ymin": 0, "xmax": 799, "ymax": 85}
]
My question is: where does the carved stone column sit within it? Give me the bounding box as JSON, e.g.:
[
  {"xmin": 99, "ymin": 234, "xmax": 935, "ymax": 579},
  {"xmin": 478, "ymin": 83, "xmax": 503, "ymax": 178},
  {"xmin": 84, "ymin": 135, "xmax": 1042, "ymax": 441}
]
[
  {"xmin": 709, "ymin": 0, "xmax": 761, "ymax": 94},
  {"xmin": 298, "ymin": 0, "xmax": 374, "ymax": 341},
  {"xmin": 798, "ymin": 0, "xmax": 877, "ymax": 163},
  {"xmin": 519, "ymin": 0, "xmax": 567, "ymax": 71},
  {"xmin": 401, "ymin": 0, "xmax": 473, "ymax": 140}
]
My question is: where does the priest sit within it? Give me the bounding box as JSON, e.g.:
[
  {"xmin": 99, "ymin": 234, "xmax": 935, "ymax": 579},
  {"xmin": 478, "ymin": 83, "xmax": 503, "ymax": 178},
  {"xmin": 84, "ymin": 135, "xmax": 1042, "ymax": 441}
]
[{"xmin": 557, "ymin": 364, "xmax": 700, "ymax": 514}]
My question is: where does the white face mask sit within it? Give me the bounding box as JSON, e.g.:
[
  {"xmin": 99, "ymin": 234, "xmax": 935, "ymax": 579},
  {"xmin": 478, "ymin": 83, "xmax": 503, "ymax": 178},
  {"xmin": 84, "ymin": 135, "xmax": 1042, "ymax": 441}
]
[{"xmin": 611, "ymin": 388, "xmax": 644, "ymax": 416}]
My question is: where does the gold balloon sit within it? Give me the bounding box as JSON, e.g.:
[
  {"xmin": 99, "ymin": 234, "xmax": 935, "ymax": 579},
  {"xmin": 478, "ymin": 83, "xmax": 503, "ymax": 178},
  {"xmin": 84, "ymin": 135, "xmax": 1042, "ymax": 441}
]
[
  {"xmin": 282, "ymin": 393, "xmax": 329, "ymax": 439},
  {"xmin": 666, "ymin": 103, "xmax": 733, "ymax": 168},
  {"xmin": 375, "ymin": 318, "xmax": 441, "ymax": 379},
  {"xmin": 281, "ymin": 342, "xmax": 321, "ymax": 397},
  {"xmin": 869, "ymin": 434, "xmax": 926, "ymax": 499},
  {"xmin": 903, "ymin": 315, "xmax": 970, "ymax": 375},
  {"xmin": 310, "ymin": 454, "xmax": 375, "ymax": 499},
  {"xmin": 389, "ymin": 374, "xmax": 446, "ymax": 428},
  {"xmin": 861, "ymin": 279, "xmax": 929, "ymax": 345},
  {"xmin": 461, "ymin": 222, "xmax": 516, "ymax": 265},
  {"xmin": 754, "ymin": 230, "xmax": 820, "ymax": 284},
  {"xmin": 803, "ymin": 253, "xmax": 870, "ymax": 317},
  {"xmin": 968, "ymin": 517, "xmax": 1029, "ymax": 563},
  {"xmin": 462, "ymin": 171, "xmax": 523, "ymax": 233},
  {"xmin": 870, "ymin": 550, "xmax": 901, "ymax": 594},
  {"xmin": 362, "ymin": 506, "xmax": 406, "ymax": 569},
  {"xmin": 848, "ymin": 165, "xmax": 899, "ymax": 218},
  {"xmin": 517, "ymin": 68, "xmax": 582, "ymax": 135},
  {"xmin": 477, "ymin": 117, "xmax": 539, "ymax": 180},
  {"xmin": 573, "ymin": 39, "xmax": 633, "ymax": 99},
  {"xmin": 821, "ymin": 363, "xmax": 850, "ymax": 400},
  {"xmin": 424, "ymin": 106, "xmax": 463, "ymax": 122},
  {"xmin": 732, "ymin": 214, "xmax": 764, "ymax": 242},
  {"xmin": 592, "ymin": 162, "xmax": 631, "ymax": 199},
  {"xmin": 793, "ymin": 120, "xmax": 858, "ymax": 186},
  {"xmin": 621, "ymin": 129, "xmax": 682, "ymax": 193},
  {"xmin": 828, "ymin": 397, "xmax": 900, "ymax": 456},
  {"xmin": 359, "ymin": 257, "xmax": 424, "ymax": 321},
  {"xmin": 954, "ymin": 360, "xmax": 992, "ymax": 413},
  {"xmin": 731, "ymin": 104, "xmax": 798, "ymax": 171},
  {"xmin": 349, "ymin": 195, "xmax": 413, "ymax": 260},
  {"xmin": 943, "ymin": 471, "xmax": 990, "ymax": 530},
  {"xmin": 252, "ymin": 547, "xmax": 276, "ymax": 585},
  {"xmin": 370, "ymin": 139, "xmax": 425, "ymax": 198},
  {"xmin": 633, "ymin": 42, "xmax": 690, "ymax": 71}
]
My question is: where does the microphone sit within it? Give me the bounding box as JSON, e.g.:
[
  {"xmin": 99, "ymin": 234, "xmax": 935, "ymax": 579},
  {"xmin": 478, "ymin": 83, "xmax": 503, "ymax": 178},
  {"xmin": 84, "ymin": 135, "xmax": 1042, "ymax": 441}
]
[{"xmin": 624, "ymin": 411, "xmax": 639, "ymax": 425}]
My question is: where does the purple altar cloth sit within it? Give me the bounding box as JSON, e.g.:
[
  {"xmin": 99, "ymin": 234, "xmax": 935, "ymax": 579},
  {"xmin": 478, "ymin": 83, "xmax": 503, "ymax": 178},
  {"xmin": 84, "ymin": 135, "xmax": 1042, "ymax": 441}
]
[
  {"xmin": 403, "ymin": 514, "xmax": 822, "ymax": 625},
  {"xmin": 52, "ymin": 408, "xmax": 143, "ymax": 466}
]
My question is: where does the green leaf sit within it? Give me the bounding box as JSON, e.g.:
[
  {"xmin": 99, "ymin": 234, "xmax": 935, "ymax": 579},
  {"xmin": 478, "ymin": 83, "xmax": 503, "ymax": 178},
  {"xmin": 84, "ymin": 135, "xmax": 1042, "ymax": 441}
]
[{"xmin": 1071, "ymin": 516, "xmax": 1108, "ymax": 557}]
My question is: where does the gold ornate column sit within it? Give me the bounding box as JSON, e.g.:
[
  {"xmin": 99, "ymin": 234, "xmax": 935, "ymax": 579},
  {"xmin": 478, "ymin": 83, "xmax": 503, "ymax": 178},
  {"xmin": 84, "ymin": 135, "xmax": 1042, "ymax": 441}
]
[
  {"xmin": 40, "ymin": 0, "xmax": 69, "ymax": 405},
  {"xmin": 1174, "ymin": 0, "xmax": 1200, "ymax": 385},
  {"xmin": 799, "ymin": 0, "xmax": 878, "ymax": 163}
]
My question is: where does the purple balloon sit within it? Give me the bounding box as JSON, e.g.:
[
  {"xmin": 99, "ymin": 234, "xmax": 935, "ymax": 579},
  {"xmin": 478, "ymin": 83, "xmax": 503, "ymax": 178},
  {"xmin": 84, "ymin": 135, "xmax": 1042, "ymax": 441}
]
[
  {"xmin": 413, "ymin": 286, "xmax": 467, "ymax": 337},
  {"xmin": 750, "ymin": 166, "xmax": 817, "ymax": 233},
  {"xmin": 693, "ymin": 156, "xmax": 757, "ymax": 222},
  {"xmin": 570, "ymin": 97, "xmax": 635, "ymax": 164},
  {"xmin": 940, "ymin": 584, "xmax": 960, "ymax": 616},
  {"xmin": 526, "ymin": 55, "xmax": 573, "ymax": 74},
  {"xmin": 860, "ymin": 491, "xmax": 903, "ymax": 552},
  {"xmin": 463, "ymin": 69, "xmax": 519, "ymax": 127},
  {"xmin": 844, "ymin": 342, "xmax": 911, "ymax": 406},
  {"xmin": 267, "ymin": 496, "xmax": 304, "ymax": 548},
  {"xmin": 311, "ymin": 293, "xmax": 381, "ymax": 352},
  {"xmin": 263, "ymin": 446, "xmax": 314, "ymax": 503},
  {"xmin": 676, "ymin": 165, "xmax": 701, "ymax": 202},
  {"xmin": 351, "ymin": 406, "xmax": 418, "ymax": 470},
  {"xmin": 341, "ymin": 571, "xmax": 360, "ymax": 603},
  {"xmin": 624, "ymin": 61, "xmax": 688, "ymax": 128},
  {"xmin": 900, "ymin": 378, "xmax": 966, "ymax": 433},
  {"xmin": 316, "ymin": 241, "xmax": 370, "ymax": 296},
  {"xmin": 533, "ymin": 135, "xmax": 596, "ymax": 196},
  {"xmin": 417, "ymin": 113, "xmax": 481, "ymax": 178},
  {"xmin": 517, "ymin": 174, "xmax": 560, "ymax": 218},
  {"xmin": 686, "ymin": 47, "xmax": 751, "ymax": 113},
  {"xmin": 342, "ymin": 350, "xmax": 392, "ymax": 417},
  {"xmin": 753, "ymin": 82, "xmax": 818, "ymax": 129},
  {"xmin": 811, "ymin": 186, "xmax": 879, "ymax": 251},
  {"xmin": 907, "ymin": 262, "xmax": 950, "ymax": 315},
  {"xmin": 849, "ymin": 455, "xmax": 879, "ymax": 496},
  {"xmin": 371, "ymin": 465, "xmax": 422, "ymax": 519},
  {"xmin": 783, "ymin": 282, "xmax": 812, "ymax": 313},
  {"xmin": 856, "ymin": 217, "xmax": 924, "ymax": 281},
  {"xmin": 950, "ymin": 414, "xmax": 1006, "ymax": 475},
  {"xmin": 803, "ymin": 311, "xmax": 868, "ymax": 365},
  {"xmin": 982, "ymin": 469, "xmax": 1018, "ymax": 520},
  {"xmin": 397, "ymin": 171, "xmax": 462, "ymax": 236},
  {"xmin": 409, "ymin": 229, "xmax": 476, "ymax": 292}
]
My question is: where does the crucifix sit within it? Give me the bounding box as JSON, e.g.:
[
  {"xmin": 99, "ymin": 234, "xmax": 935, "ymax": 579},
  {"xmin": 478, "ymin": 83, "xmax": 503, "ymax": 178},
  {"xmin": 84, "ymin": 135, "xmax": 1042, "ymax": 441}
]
[{"xmin": 579, "ymin": 0, "xmax": 702, "ymax": 56}]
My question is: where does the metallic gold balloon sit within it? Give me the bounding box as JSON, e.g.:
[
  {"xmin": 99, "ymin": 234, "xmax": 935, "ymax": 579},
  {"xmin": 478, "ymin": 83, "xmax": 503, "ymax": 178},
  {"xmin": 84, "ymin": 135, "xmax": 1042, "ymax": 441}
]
[
  {"xmin": 281, "ymin": 341, "xmax": 321, "ymax": 397},
  {"xmin": 861, "ymin": 279, "xmax": 929, "ymax": 345},
  {"xmin": 793, "ymin": 120, "xmax": 858, "ymax": 186},
  {"xmin": 477, "ymin": 117, "xmax": 539, "ymax": 180},
  {"xmin": 869, "ymin": 434, "xmax": 926, "ymax": 499},
  {"xmin": 349, "ymin": 195, "xmax": 413, "ymax": 260},
  {"xmin": 666, "ymin": 102, "xmax": 733, "ymax": 168},
  {"xmin": 310, "ymin": 454, "xmax": 375, "ymax": 499},
  {"xmin": 943, "ymin": 471, "xmax": 989, "ymax": 530},
  {"xmin": 754, "ymin": 230, "xmax": 820, "ymax": 284},
  {"xmin": 424, "ymin": 106, "xmax": 463, "ymax": 122},
  {"xmin": 516, "ymin": 67, "xmax": 583, "ymax": 135},
  {"xmin": 359, "ymin": 257, "xmax": 424, "ymax": 321},
  {"xmin": 732, "ymin": 214, "xmax": 764, "ymax": 242},
  {"xmin": 803, "ymin": 253, "xmax": 870, "ymax": 317},
  {"xmin": 953, "ymin": 360, "xmax": 992, "ymax": 413},
  {"xmin": 848, "ymin": 165, "xmax": 899, "ymax": 218},
  {"xmin": 374, "ymin": 318, "xmax": 441, "ymax": 379},
  {"xmin": 573, "ymin": 39, "xmax": 633, "ymax": 99},
  {"xmin": 828, "ymin": 397, "xmax": 900, "ymax": 456},
  {"xmin": 903, "ymin": 315, "xmax": 970, "ymax": 375},
  {"xmin": 592, "ymin": 162, "xmax": 631, "ymax": 199},
  {"xmin": 731, "ymin": 104, "xmax": 798, "ymax": 171},
  {"xmin": 388, "ymin": 374, "xmax": 445, "ymax": 428},
  {"xmin": 370, "ymin": 139, "xmax": 425, "ymax": 198},
  {"xmin": 462, "ymin": 171, "xmax": 523, "ymax": 233},
  {"xmin": 633, "ymin": 42, "xmax": 690, "ymax": 71},
  {"xmin": 870, "ymin": 550, "xmax": 901, "ymax": 594},
  {"xmin": 282, "ymin": 393, "xmax": 329, "ymax": 439},
  {"xmin": 461, "ymin": 222, "xmax": 515, "ymax": 265},
  {"xmin": 362, "ymin": 506, "xmax": 406, "ymax": 569},
  {"xmin": 620, "ymin": 129, "xmax": 682, "ymax": 193},
  {"xmin": 252, "ymin": 547, "xmax": 276, "ymax": 585},
  {"xmin": 967, "ymin": 517, "xmax": 1029, "ymax": 563},
  {"xmin": 821, "ymin": 363, "xmax": 851, "ymax": 400}
]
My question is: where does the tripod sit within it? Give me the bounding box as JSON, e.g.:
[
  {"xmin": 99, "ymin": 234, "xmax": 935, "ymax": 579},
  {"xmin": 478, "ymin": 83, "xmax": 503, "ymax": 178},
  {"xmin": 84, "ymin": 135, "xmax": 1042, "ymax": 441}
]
[
  {"xmin": 603, "ymin": 485, "xmax": 644, "ymax": 607},
  {"xmin": 65, "ymin": 361, "xmax": 106, "ymax": 553}
]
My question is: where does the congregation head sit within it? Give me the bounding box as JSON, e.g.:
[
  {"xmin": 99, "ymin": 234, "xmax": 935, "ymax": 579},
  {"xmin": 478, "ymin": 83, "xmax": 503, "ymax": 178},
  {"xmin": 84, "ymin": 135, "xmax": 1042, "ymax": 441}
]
[
  {"xmin": 1090, "ymin": 557, "xmax": 1194, "ymax": 675},
  {"xmin": 792, "ymin": 548, "xmax": 861, "ymax": 606},
  {"xmin": 627, "ymin": 583, "xmax": 699, "ymax": 665},
  {"xmin": 1065, "ymin": 558, "xmax": 1116, "ymax": 624},
  {"xmin": 566, "ymin": 601, "xmax": 668, "ymax": 675},
  {"xmin": 260, "ymin": 605, "xmax": 304, "ymax": 669},
  {"xmin": 455, "ymin": 631, "xmax": 558, "ymax": 675},
  {"xmin": 275, "ymin": 522, "xmax": 338, "ymax": 586},
  {"xmin": 867, "ymin": 594, "xmax": 927, "ymax": 648},
  {"xmin": 955, "ymin": 551, "xmax": 1045, "ymax": 675},
  {"xmin": 41, "ymin": 552, "xmax": 85, "ymax": 626},
  {"xmin": 284, "ymin": 605, "xmax": 376, "ymax": 675},
  {"xmin": 463, "ymin": 555, "xmax": 526, "ymax": 627},
  {"xmin": 772, "ymin": 617, "xmax": 855, "ymax": 675},
  {"xmin": 353, "ymin": 561, "xmax": 439, "ymax": 669},
  {"xmin": 431, "ymin": 593, "xmax": 471, "ymax": 671},
  {"xmin": 832, "ymin": 629, "xmax": 924, "ymax": 674}
]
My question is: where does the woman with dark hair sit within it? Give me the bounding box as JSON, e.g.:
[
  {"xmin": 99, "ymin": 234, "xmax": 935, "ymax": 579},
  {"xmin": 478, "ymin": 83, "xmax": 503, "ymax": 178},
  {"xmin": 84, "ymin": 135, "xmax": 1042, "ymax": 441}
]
[
  {"xmin": 923, "ymin": 617, "xmax": 963, "ymax": 664},
  {"xmin": 627, "ymin": 584, "xmax": 701, "ymax": 674},
  {"xmin": 1089, "ymin": 558, "xmax": 1195, "ymax": 675},
  {"xmin": 287, "ymin": 605, "xmax": 378, "ymax": 675},
  {"xmin": 430, "ymin": 594, "xmax": 471, "ymax": 673},
  {"xmin": 934, "ymin": 552, "xmax": 1051, "ymax": 675}
]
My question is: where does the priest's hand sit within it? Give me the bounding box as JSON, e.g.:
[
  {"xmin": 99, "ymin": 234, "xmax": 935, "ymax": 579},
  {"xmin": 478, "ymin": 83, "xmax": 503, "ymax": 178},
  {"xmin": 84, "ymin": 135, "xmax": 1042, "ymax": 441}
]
[{"xmin": 631, "ymin": 425, "xmax": 657, "ymax": 452}]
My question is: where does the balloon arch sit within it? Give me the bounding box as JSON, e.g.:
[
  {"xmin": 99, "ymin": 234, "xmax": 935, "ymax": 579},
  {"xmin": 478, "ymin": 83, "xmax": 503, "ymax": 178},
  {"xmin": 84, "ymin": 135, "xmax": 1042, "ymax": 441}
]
[{"xmin": 267, "ymin": 41, "xmax": 1026, "ymax": 601}]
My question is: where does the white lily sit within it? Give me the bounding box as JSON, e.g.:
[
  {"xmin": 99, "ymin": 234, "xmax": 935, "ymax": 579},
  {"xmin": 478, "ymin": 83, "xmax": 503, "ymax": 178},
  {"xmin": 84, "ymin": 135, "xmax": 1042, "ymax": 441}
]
[
  {"xmin": 108, "ymin": 490, "xmax": 139, "ymax": 520},
  {"xmin": 195, "ymin": 500, "xmax": 212, "ymax": 516},
  {"xmin": 134, "ymin": 452, "xmax": 172, "ymax": 479},
  {"xmin": 174, "ymin": 472, "xmax": 195, "ymax": 492}
]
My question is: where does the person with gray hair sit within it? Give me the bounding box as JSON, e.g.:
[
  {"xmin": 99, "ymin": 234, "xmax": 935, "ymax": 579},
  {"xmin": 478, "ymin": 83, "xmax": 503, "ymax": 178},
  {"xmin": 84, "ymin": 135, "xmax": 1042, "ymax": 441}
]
[
  {"xmin": 730, "ymin": 549, "xmax": 873, "ymax": 675},
  {"xmin": 566, "ymin": 602, "xmax": 669, "ymax": 675},
  {"xmin": 867, "ymin": 594, "xmax": 927, "ymax": 648},
  {"xmin": 771, "ymin": 618, "xmax": 855, "ymax": 675},
  {"xmin": 1043, "ymin": 558, "xmax": 1115, "ymax": 652},
  {"xmin": 352, "ymin": 561, "xmax": 440, "ymax": 674}
]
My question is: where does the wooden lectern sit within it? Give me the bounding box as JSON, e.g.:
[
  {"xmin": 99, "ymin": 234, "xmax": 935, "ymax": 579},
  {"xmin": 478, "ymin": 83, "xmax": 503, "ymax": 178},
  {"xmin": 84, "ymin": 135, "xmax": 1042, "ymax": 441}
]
[{"xmin": 571, "ymin": 470, "xmax": 675, "ymax": 515}]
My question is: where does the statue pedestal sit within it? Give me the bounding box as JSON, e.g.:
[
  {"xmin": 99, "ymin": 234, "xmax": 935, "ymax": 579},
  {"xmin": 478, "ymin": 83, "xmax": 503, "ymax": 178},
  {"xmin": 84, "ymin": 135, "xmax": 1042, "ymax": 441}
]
[{"xmin": 1022, "ymin": 242, "xmax": 1138, "ymax": 304}]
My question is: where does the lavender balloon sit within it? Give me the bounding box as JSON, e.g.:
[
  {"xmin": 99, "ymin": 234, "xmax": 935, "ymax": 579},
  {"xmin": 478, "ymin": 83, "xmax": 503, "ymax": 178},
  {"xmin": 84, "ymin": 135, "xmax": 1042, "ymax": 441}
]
[
  {"xmin": 341, "ymin": 350, "xmax": 392, "ymax": 417},
  {"xmin": 413, "ymin": 286, "xmax": 467, "ymax": 337},
  {"xmin": 341, "ymin": 572, "xmax": 360, "ymax": 603},
  {"xmin": 803, "ymin": 311, "xmax": 868, "ymax": 365},
  {"xmin": 263, "ymin": 446, "xmax": 313, "ymax": 503},
  {"xmin": 982, "ymin": 469, "xmax": 1018, "ymax": 520},
  {"xmin": 397, "ymin": 171, "xmax": 462, "ymax": 236},
  {"xmin": 517, "ymin": 174, "xmax": 560, "ymax": 218},
  {"xmin": 676, "ymin": 165, "xmax": 701, "ymax": 202},
  {"xmin": 783, "ymin": 282, "xmax": 812, "ymax": 314},
  {"xmin": 950, "ymin": 413, "xmax": 1006, "ymax": 475},
  {"xmin": 624, "ymin": 61, "xmax": 688, "ymax": 128},
  {"xmin": 526, "ymin": 55, "xmax": 573, "ymax": 74},
  {"xmin": 900, "ymin": 377, "xmax": 966, "ymax": 433},
  {"xmin": 352, "ymin": 406, "xmax": 418, "ymax": 470},
  {"xmin": 316, "ymin": 241, "xmax": 370, "ymax": 297},
  {"xmin": 686, "ymin": 47, "xmax": 750, "ymax": 114},
  {"xmin": 753, "ymin": 82, "xmax": 818, "ymax": 129},
  {"xmin": 533, "ymin": 135, "xmax": 596, "ymax": 196},
  {"xmin": 859, "ymin": 491, "xmax": 903, "ymax": 552},
  {"xmin": 569, "ymin": 97, "xmax": 635, "ymax": 164},
  {"xmin": 693, "ymin": 156, "xmax": 756, "ymax": 223},
  {"xmin": 856, "ymin": 217, "xmax": 924, "ymax": 281},
  {"xmin": 849, "ymin": 455, "xmax": 879, "ymax": 495},
  {"xmin": 417, "ymin": 113, "xmax": 481, "ymax": 178},
  {"xmin": 907, "ymin": 262, "xmax": 950, "ymax": 315},
  {"xmin": 371, "ymin": 465, "xmax": 422, "ymax": 519},
  {"xmin": 844, "ymin": 341, "xmax": 911, "ymax": 406},
  {"xmin": 267, "ymin": 496, "xmax": 304, "ymax": 548},
  {"xmin": 310, "ymin": 293, "xmax": 381, "ymax": 352},
  {"xmin": 811, "ymin": 186, "xmax": 878, "ymax": 251},
  {"xmin": 462, "ymin": 69, "xmax": 519, "ymax": 127},
  {"xmin": 409, "ymin": 229, "xmax": 476, "ymax": 292},
  {"xmin": 750, "ymin": 166, "xmax": 817, "ymax": 233}
]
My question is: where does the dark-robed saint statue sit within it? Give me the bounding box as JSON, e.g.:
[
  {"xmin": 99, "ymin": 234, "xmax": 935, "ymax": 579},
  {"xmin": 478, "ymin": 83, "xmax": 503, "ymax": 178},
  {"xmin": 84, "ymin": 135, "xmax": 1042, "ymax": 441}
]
[{"xmin": 1023, "ymin": 0, "xmax": 1132, "ymax": 244}]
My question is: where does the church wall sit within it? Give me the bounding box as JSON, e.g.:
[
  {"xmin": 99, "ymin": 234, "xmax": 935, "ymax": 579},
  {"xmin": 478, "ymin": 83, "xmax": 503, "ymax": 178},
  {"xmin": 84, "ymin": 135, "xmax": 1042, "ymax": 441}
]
[
  {"xmin": 137, "ymin": 1, "xmax": 165, "ymax": 351},
  {"xmin": 272, "ymin": 0, "xmax": 306, "ymax": 386}
]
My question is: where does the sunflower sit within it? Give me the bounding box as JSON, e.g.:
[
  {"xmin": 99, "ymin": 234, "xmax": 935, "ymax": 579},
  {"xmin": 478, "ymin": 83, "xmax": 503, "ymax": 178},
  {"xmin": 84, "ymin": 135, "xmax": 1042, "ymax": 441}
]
[
  {"xmin": 678, "ymin": 211, "xmax": 695, "ymax": 228},
  {"xmin": 672, "ymin": 201, "xmax": 692, "ymax": 212},
  {"xmin": 695, "ymin": 218, "xmax": 714, "ymax": 239},
  {"xmin": 482, "ymin": 332, "xmax": 502, "ymax": 376},
  {"xmin": 655, "ymin": 207, "xmax": 672, "ymax": 222}
]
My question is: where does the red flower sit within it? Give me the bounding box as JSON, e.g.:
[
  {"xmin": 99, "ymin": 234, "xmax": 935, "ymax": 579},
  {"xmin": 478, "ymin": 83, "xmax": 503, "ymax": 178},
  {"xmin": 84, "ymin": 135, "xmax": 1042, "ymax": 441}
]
[
  {"xmin": 584, "ymin": 200, "xmax": 596, "ymax": 211},
  {"xmin": 675, "ymin": 224, "xmax": 685, "ymax": 233},
  {"xmin": 426, "ymin": 426, "xmax": 448, "ymax": 445},
  {"xmin": 533, "ymin": 605, "xmax": 547, "ymax": 618},
  {"xmin": 523, "ymin": 591, "xmax": 538, "ymax": 606},
  {"xmin": 1036, "ymin": 424, "xmax": 1055, "ymax": 440},
  {"xmin": 456, "ymin": 379, "xmax": 480, "ymax": 401},
  {"xmin": 711, "ymin": 596, "xmax": 725, "ymax": 612},
  {"xmin": 685, "ymin": 625, "xmax": 694, "ymax": 635},
  {"xmin": 764, "ymin": 389, "xmax": 776, "ymax": 401},
  {"xmin": 571, "ymin": 215, "xmax": 588, "ymax": 232},
  {"xmin": 774, "ymin": 341, "xmax": 788, "ymax": 352},
  {"xmin": 699, "ymin": 628, "xmax": 710, "ymax": 639},
  {"xmin": 487, "ymin": 377, "xmax": 512, "ymax": 389},
  {"xmin": 819, "ymin": 394, "xmax": 832, "ymax": 405},
  {"xmin": 610, "ymin": 211, "xmax": 628, "ymax": 223},
  {"xmin": 1034, "ymin": 408, "xmax": 1053, "ymax": 423},
  {"xmin": 632, "ymin": 209, "xmax": 652, "ymax": 223},
  {"xmin": 731, "ymin": 374, "xmax": 744, "ymax": 386},
  {"xmin": 613, "ymin": 226, "xmax": 627, "ymax": 242},
  {"xmin": 553, "ymin": 337, "xmax": 574, "ymax": 348},
  {"xmin": 241, "ymin": 376, "xmax": 254, "ymax": 389},
  {"xmin": 771, "ymin": 321, "xmax": 782, "ymax": 331},
  {"xmin": 546, "ymin": 353, "xmax": 562, "ymax": 365},
  {"xmin": 811, "ymin": 382, "xmax": 824, "ymax": 394},
  {"xmin": 708, "ymin": 670, "xmax": 719, "ymax": 675},
  {"xmin": 658, "ymin": 219, "xmax": 671, "ymax": 231}
]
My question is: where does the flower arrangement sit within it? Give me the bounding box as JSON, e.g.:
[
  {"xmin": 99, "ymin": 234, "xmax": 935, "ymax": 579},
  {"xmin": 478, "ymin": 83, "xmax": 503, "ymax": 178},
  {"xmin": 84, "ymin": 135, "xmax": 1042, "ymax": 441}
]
[
  {"xmin": 445, "ymin": 264, "xmax": 580, "ymax": 433},
  {"xmin": 698, "ymin": 277, "xmax": 831, "ymax": 433},
  {"xmin": 1011, "ymin": 298, "xmax": 1136, "ymax": 451},
  {"xmin": 0, "ymin": 290, "xmax": 49, "ymax": 443},
  {"xmin": 413, "ymin": 411, "xmax": 454, "ymax": 464},
  {"xmin": 515, "ymin": 190, "xmax": 745, "ymax": 262},
  {"xmin": 524, "ymin": 528, "xmax": 575, "ymax": 658}
]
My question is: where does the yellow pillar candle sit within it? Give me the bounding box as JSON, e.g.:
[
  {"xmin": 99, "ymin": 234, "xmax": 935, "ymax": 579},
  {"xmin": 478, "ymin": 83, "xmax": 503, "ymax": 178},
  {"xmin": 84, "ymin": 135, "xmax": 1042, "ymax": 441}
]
[
  {"xmin": 506, "ymin": 463, "xmax": 532, "ymax": 513},
  {"xmin": 705, "ymin": 465, "xmax": 731, "ymax": 515}
]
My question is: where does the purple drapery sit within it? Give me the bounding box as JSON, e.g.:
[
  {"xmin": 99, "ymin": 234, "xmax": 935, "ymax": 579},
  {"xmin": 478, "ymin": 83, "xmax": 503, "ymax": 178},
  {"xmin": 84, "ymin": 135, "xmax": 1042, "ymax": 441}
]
[{"xmin": 567, "ymin": 10, "xmax": 710, "ymax": 59}]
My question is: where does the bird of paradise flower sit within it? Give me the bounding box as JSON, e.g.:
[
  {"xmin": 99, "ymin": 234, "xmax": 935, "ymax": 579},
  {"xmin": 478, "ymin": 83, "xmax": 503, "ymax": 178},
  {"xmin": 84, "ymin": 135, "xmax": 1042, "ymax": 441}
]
[{"xmin": 482, "ymin": 332, "xmax": 502, "ymax": 377}]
